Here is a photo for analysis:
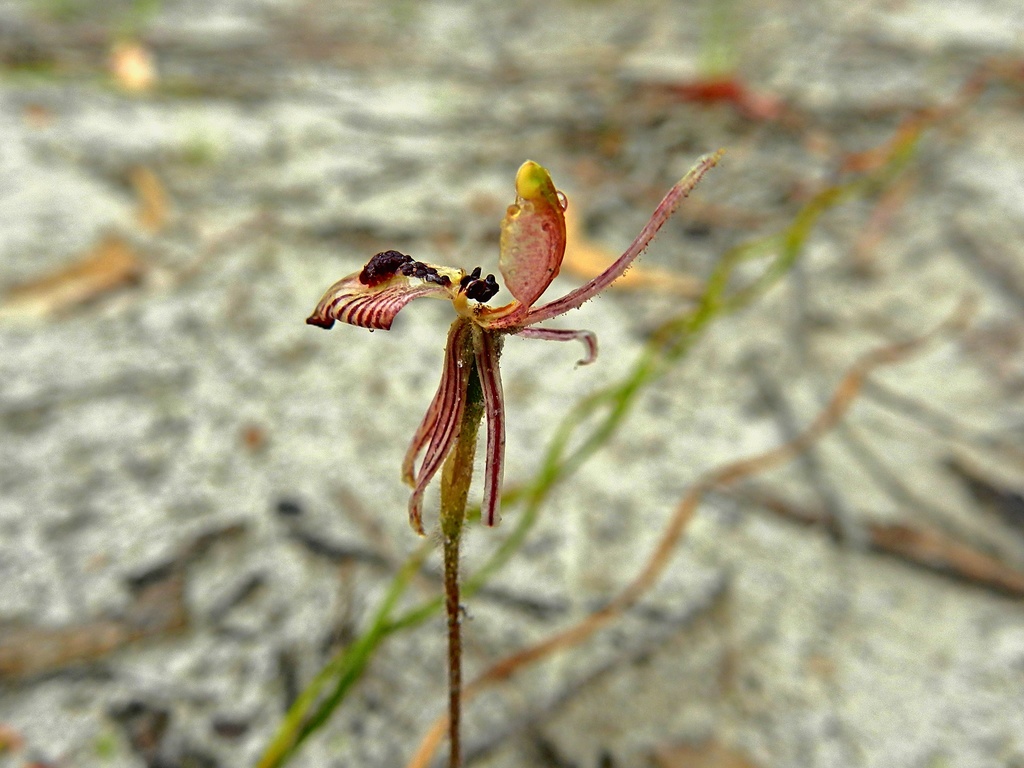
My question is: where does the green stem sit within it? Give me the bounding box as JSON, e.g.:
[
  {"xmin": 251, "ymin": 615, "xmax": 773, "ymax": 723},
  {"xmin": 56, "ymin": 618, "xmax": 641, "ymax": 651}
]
[{"xmin": 438, "ymin": 334, "xmax": 485, "ymax": 768}]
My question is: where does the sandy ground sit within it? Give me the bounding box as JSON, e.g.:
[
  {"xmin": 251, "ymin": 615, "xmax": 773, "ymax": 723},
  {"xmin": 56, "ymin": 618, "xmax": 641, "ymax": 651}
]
[{"xmin": 1, "ymin": 0, "xmax": 1024, "ymax": 766}]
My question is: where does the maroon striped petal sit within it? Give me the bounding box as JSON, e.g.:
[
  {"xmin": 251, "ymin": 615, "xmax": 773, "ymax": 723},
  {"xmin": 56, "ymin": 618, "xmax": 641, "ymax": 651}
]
[
  {"xmin": 402, "ymin": 319, "xmax": 466, "ymax": 485},
  {"xmin": 515, "ymin": 327, "xmax": 598, "ymax": 366},
  {"xmin": 473, "ymin": 327, "xmax": 506, "ymax": 527},
  {"xmin": 306, "ymin": 257, "xmax": 461, "ymax": 331},
  {"xmin": 525, "ymin": 151, "xmax": 723, "ymax": 325},
  {"xmin": 406, "ymin": 319, "xmax": 473, "ymax": 534}
]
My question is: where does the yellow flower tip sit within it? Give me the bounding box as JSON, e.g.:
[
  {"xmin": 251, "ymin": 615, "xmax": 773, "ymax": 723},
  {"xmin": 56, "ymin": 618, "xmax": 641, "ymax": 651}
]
[{"xmin": 514, "ymin": 160, "xmax": 555, "ymax": 201}]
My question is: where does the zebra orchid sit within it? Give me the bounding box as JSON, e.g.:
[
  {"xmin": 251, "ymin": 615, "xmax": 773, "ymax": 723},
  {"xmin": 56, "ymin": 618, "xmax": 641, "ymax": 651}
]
[{"xmin": 307, "ymin": 153, "xmax": 721, "ymax": 535}]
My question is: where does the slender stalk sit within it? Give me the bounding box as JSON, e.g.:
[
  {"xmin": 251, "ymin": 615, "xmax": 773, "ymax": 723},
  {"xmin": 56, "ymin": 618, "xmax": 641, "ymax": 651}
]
[
  {"xmin": 441, "ymin": 534, "xmax": 462, "ymax": 768},
  {"xmin": 438, "ymin": 335, "xmax": 484, "ymax": 768}
]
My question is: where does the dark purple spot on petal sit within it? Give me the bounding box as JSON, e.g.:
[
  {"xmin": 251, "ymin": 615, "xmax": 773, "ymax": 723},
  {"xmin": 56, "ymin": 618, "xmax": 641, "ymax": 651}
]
[{"xmin": 359, "ymin": 250, "xmax": 413, "ymax": 286}]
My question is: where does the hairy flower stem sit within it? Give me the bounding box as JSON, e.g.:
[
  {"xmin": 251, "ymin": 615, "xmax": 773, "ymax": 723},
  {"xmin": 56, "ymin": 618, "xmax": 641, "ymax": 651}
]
[{"xmin": 438, "ymin": 335, "xmax": 485, "ymax": 768}]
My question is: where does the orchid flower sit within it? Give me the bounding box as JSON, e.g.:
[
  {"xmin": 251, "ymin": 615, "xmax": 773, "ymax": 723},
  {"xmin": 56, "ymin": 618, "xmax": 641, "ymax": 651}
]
[{"xmin": 307, "ymin": 153, "xmax": 722, "ymax": 535}]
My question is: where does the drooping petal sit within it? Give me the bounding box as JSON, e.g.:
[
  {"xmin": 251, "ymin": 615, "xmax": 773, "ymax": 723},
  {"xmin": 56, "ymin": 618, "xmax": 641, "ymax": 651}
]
[
  {"xmin": 498, "ymin": 160, "xmax": 568, "ymax": 309},
  {"xmin": 407, "ymin": 319, "xmax": 473, "ymax": 534},
  {"xmin": 524, "ymin": 151, "xmax": 723, "ymax": 326},
  {"xmin": 306, "ymin": 251, "xmax": 461, "ymax": 331},
  {"xmin": 515, "ymin": 327, "xmax": 598, "ymax": 366},
  {"xmin": 402, "ymin": 318, "xmax": 467, "ymax": 486},
  {"xmin": 473, "ymin": 327, "xmax": 505, "ymax": 527}
]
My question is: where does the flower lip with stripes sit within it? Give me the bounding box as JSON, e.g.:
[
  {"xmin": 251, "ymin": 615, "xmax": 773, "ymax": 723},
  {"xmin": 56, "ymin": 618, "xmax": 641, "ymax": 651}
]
[{"xmin": 307, "ymin": 153, "xmax": 722, "ymax": 535}]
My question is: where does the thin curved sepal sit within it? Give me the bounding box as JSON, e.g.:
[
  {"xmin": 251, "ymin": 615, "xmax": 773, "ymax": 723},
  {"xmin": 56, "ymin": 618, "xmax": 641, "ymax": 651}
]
[
  {"xmin": 406, "ymin": 319, "xmax": 473, "ymax": 535},
  {"xmin": 516, "ymin": 326, "xmax": 597, "ymax": 366},
  {"xmin": 498, "ymin": 160, "xmax": 568, "ymax": 309},
  {"xmin": 525, "ymin": 151, "xmax": 723, "ymax": 325},
  {"xmin": 473, "ymin": 327, "xmax": 505, "ymax": 527}
]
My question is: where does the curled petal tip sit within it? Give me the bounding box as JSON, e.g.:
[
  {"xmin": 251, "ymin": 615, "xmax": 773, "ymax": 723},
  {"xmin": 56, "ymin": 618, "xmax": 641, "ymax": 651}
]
[
  {"xmin": 305, "ymin": 314, "xmax": 335, "ymax": 329},
  {"xmin": 516, "ymin": 326, "xmax": 597, "ymax": 366}
]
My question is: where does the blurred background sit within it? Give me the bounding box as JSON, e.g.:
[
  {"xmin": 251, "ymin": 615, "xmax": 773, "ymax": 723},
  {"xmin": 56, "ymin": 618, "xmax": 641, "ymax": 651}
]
[{"xmin": 1, "ymin": 0, "xmax": 1024, "ymax": 766}]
